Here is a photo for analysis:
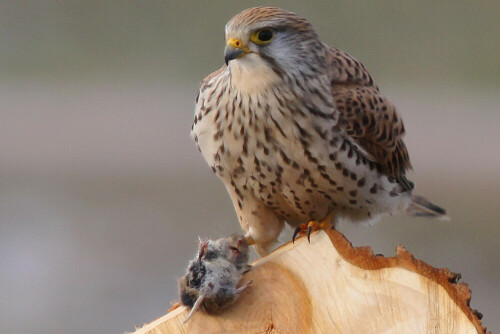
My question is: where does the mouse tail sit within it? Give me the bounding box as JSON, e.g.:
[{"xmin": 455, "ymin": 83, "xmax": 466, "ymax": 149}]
[{"xmin": 183, "ymin": 294, "xmax": 205, "ymax": 324}]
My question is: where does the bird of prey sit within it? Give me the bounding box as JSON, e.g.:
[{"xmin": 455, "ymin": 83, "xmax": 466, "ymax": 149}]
[{"xmin": 191, "ymin": 6, "xmax": 447, "ymax": 256}]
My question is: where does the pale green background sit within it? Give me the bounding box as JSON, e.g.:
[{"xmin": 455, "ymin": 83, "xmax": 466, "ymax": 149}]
[{"xmin": 0, "ymin": 1, "xmax": 498, "ymax": 333}]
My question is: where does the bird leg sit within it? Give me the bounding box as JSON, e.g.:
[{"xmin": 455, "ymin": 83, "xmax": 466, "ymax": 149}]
[{"xmin": 292, "ymin": 213, "xmax": 334, "ymax": 243}]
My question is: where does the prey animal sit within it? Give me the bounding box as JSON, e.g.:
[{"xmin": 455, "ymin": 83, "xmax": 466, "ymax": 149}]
[
  {"xmin": 191, "ymin": 6, "xmax": 447, "ymax": 256},
  {"xmin": 179, "ymin": 235, "xmax": 252, "ymax": 323}
]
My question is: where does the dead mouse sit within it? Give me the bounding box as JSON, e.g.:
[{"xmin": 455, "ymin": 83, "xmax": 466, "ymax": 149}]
[{"xmin": 178, "ymin": 234, "xmax": 252, "ymax": 323}]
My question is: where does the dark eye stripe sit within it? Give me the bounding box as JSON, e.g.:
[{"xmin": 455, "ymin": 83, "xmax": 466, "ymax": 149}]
[{"xmin": 258, "ymin": 30, "xmax": 273, "ymax": 42}]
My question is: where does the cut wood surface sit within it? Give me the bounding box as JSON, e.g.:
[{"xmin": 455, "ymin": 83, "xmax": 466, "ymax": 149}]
[{"xmin": 132, "ymin": 229, "xmax": 487, "ymax": 334}]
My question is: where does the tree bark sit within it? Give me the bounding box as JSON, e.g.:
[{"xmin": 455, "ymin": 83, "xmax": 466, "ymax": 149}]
[{"xmin": 131, "ymin": 229, "xmax": 487, "ymax": 334}]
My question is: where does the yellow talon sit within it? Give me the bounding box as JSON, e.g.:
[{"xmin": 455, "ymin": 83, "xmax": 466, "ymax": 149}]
[{"xmin": 293, "ymin": 213, "xmax": 334, "ymax": 243}]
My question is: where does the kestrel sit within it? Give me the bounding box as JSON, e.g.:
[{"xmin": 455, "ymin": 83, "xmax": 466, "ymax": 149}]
[{"xmin": 191, "ymin": 7, "xmax": 447, "ymax": 256}]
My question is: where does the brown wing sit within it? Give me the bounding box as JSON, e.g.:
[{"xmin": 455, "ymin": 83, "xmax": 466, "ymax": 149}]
[{"xmin": 327, "ymin": 47, "xmax": 413, "ymax": 190}]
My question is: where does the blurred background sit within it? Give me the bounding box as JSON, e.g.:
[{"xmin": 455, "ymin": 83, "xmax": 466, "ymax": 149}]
[{"xmin": 0, "ymin": 1, "xmax": 498, "ymax": 333}]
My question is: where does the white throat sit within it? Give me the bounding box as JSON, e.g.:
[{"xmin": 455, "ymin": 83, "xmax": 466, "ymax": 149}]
[{"xmin": 229, "ymin": 54, "xmax": 281, "ymax": 95}]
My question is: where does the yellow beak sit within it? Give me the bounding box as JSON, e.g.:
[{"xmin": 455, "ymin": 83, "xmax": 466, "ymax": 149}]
[{"xmin": 224, "ymin": 38, "xmax": 250, "ymax": 65}]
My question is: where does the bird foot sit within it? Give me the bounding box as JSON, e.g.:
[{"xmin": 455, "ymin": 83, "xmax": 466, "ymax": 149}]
[{"xmin": 292, "ymin": 215, "xmax": 333, "ymax": 243}]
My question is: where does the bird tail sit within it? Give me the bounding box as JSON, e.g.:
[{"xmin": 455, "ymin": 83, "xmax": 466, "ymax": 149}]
[{"xmin": 406, "ymin": 194, "xmax": 450, "ymax": 221}]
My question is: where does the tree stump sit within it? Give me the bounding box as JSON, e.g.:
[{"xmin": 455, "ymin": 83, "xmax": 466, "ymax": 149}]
[{"xmin": 132, "ymin": 229, "xmax": 487, "ymax": 333}]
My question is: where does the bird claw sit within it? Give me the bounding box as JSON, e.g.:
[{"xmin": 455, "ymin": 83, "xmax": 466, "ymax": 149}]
[
  {"xmin": 291, "ymin": 214, "xmax": 334, "ymax": 244},
  {"xmin": 292, "ymin": 226, "xmax": 302, "ymax": 244},
  {"xmin": 307, "ymin": 224, "xmax": 313, "ymax": 243},
  {"xmin": 292, "ymin": 223, "xmax": 314, "ymax": 244}
]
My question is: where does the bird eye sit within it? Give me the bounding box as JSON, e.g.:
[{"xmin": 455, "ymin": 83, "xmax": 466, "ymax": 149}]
[
  {"xmin": 258, "ymin": 30, "xmax": 273, "ymax": 42},
  {"xmin": 251, "ymin": 29, "xmax": 274, "ymax": 45}
]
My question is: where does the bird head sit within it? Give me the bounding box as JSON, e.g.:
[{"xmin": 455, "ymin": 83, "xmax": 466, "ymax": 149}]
[{"xmin": 223, "ymin": 7, "xmax": 324, "ymax": 80}]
